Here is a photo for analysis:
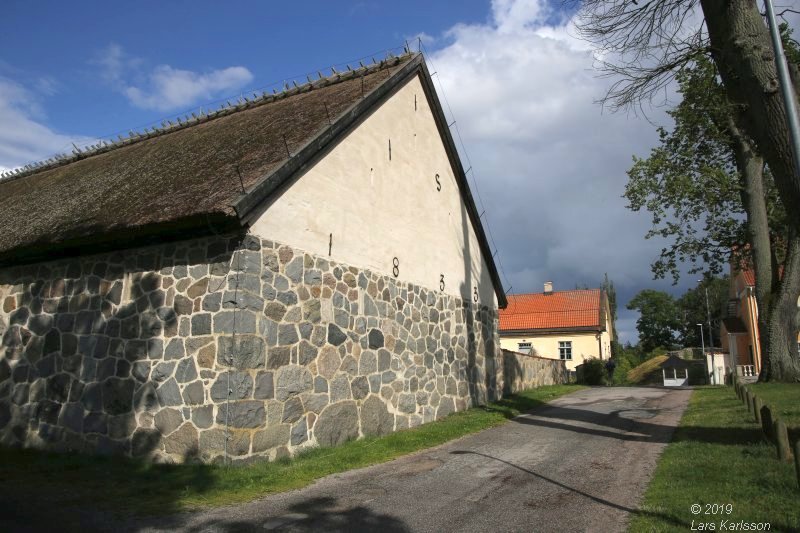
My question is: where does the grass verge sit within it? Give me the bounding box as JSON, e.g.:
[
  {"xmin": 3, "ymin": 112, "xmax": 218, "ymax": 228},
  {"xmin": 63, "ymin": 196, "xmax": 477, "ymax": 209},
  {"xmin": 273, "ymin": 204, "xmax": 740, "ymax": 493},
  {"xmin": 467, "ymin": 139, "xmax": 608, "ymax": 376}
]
[
  {"xmin": 748, "ymin": 382, "xmax": 800, "ymax": 430},
  {"xmin": 0, "ymin": 384, "xmax": 583, "ymax": 517},
  {"xmin": 629, "ymin": 387, "xmax": 800, "ymax": 532}
]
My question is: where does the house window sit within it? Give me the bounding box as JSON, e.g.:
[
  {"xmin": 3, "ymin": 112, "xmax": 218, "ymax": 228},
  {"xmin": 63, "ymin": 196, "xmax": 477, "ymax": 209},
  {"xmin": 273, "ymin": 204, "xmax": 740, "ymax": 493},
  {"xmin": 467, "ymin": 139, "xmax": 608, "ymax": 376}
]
[
  {"xmin": 518, "ymin": 342, "xmax": 531, "ymax": 354},
  {"xmin": 559, "ymin": 341, "xmax": 572, "ymax": 360}
]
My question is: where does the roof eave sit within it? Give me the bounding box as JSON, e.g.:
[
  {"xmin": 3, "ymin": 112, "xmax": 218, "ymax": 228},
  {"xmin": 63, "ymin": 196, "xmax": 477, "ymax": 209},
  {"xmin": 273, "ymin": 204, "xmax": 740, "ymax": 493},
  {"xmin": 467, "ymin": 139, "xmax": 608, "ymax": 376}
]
[{"xmin": 499, "ymin": 326, "xmax": 603, "ymax": 336}]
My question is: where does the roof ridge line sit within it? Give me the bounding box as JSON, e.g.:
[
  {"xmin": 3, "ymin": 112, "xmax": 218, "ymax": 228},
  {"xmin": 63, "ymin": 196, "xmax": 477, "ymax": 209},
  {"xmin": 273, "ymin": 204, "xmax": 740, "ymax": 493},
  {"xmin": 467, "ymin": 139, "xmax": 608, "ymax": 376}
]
[{"xmin": 0, "ymin": 50, "xmax": 416, "ymax": 184}]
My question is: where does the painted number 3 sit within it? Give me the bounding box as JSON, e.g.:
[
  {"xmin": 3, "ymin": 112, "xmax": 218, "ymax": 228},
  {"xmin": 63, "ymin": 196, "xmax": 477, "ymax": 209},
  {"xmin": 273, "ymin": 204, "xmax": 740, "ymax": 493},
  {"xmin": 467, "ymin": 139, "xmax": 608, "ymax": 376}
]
[
  {"xmin": 440, "ymin": 274, "xmax": 445, "ymax": 291},
  {"xmin": 473, "ymin": 286, "xmax": 478, "ymax": 303},
  {"xmin": 392, "ymin": 257, "xmax": 400, "ymax": 278}
]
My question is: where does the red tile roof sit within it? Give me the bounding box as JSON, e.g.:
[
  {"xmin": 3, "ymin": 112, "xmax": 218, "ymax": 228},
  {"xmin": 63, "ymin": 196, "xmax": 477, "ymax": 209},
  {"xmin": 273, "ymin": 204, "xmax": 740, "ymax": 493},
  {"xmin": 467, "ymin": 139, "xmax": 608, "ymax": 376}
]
[
  {"xmin": 499, "ymin": 289, "xmax": 602, "ymax": 332},
  {"xmin": 740, "ymin": 267, "xmax": 783, "ymax": 287}
]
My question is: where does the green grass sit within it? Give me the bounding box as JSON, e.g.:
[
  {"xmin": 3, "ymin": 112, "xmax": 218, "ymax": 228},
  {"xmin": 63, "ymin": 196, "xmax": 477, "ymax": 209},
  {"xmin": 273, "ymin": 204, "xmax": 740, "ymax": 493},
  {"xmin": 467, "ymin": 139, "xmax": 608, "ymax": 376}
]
[
  {"xmin": 0, "ymin": 384, "xmax": 583, "ymax": 518},
  {"xmin": 629, "ymin": 387, "xmax": 800, "ymax": 532},
  {"xmin": 749, "ymin": 382, "xmax": 800, "ymax": 429}
]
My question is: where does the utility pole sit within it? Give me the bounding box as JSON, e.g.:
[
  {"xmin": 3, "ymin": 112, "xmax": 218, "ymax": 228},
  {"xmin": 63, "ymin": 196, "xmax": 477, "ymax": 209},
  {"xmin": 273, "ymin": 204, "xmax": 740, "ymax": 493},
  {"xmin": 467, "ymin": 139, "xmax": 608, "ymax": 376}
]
[
  {"xmin": 704, "ymin": 285, "xmax": 714, "ymax": 351},
  {"xmin": 698, "ymin": 323, "xmax": 710, "ymax": 385}
]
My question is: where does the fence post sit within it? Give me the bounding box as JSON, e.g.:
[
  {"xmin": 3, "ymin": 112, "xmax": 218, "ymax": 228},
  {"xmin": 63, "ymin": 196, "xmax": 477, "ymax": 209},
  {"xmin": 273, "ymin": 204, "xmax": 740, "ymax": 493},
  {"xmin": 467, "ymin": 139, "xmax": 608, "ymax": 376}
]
[
  {"xmin": 753, "ymin": 396, "xmax": 763, "ymax": 424},
  {"xmin": 761, "ymin": 405, "xmax": 775, "ymax": 442},
  {"xmin": 775, "ymin": 419, "xmax": 792, "ymax": 463},
  {"xmin": 744, "ymin": 389, "xmax": 752, "ymax": 413},
  {"xmin": 794, "ymin": 440, "xmax": 800, "ymax": 490}
]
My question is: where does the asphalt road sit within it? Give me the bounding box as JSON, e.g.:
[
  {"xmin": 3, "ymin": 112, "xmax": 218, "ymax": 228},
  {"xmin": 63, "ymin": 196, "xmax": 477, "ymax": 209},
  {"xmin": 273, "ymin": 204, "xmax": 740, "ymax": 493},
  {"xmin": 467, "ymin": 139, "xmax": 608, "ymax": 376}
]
[{"xmin": 129, "ymin": 386, "xmax": 691, "ymax": 533}]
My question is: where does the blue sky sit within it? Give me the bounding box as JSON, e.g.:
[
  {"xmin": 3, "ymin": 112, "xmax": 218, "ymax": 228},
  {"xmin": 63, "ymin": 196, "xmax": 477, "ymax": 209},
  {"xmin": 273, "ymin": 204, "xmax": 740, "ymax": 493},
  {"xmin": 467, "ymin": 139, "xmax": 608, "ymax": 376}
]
[
  {"xmin": 1, "ymin": 0, "xmax": 725, "ymax": 344},
  {"xmin": 2, "ymin": 1, "xmax": 490, "ymax": 139}
]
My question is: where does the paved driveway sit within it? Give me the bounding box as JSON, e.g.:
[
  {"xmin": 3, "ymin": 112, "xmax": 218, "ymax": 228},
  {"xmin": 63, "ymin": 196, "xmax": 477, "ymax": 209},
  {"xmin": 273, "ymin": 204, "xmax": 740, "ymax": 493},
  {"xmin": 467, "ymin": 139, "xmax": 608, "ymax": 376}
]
[{"xmin": 129, "ymin": 386, "xmax": 691, "ymax": 533}]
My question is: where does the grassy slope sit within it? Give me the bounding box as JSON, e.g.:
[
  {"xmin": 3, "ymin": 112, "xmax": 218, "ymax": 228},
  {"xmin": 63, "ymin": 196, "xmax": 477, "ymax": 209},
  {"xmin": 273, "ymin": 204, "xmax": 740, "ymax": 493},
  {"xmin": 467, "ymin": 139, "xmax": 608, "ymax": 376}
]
[
  {"xmin": 627, "ymin": 355, "xmax": 668, "ymax": 384},
  {"xmin": 629, "ymin": 387, "xmax": 799, "ymax": 532},
  {"xmin": 0, "ymin": 384, "xmax": 584, "ymax": 517}
]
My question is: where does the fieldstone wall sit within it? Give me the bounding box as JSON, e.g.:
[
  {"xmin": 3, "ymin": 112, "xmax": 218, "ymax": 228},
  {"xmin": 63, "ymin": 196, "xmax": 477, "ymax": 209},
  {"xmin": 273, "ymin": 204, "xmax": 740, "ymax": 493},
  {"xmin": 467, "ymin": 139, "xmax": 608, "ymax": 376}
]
[
  {"xmin": 500, "ymin": 349, "xmax": 568, "ymax": 395},
  {"xmin": 0, "ymin": 232, "xmax": 503, "ymax": 463}
]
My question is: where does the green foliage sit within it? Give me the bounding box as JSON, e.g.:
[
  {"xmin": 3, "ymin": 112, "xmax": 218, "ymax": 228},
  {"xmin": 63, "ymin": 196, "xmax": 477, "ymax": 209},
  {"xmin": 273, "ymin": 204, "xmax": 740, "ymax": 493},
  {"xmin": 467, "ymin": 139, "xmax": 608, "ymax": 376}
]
[
  {"xmin": 676, "ymin": 276, "xmax": 728, "ymax": 348},
  {"xmin": 580, "ymin": 357, "xmax": 607, "ymax": 385},
  {"xmin": 626, "ymin": 289, "xmax": 681, "ymax": 353},
  {"xmin": 624, "ymin": 57, "xmax": 785, "ymax": 283},
  {"xmin": 611, "ymin": 355, "xmax": 633, "ymax": 385}
]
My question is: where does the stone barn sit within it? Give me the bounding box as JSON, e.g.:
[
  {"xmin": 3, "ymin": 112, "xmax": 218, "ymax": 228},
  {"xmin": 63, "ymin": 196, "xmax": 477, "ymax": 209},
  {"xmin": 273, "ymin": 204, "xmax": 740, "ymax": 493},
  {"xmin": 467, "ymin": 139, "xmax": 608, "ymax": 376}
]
[{"xmin": 0, "ymin": 52, "xmax": 510, "ymax": 463}]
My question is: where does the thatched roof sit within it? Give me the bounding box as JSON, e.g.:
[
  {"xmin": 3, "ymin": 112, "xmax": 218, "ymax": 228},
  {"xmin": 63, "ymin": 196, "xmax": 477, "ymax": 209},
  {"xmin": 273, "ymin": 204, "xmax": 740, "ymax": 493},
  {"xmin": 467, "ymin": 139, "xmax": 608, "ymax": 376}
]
[
  {"xmin": 0, "ymin": 54, "xmax": 413, "ymax": 263},
  {"xmin": 0, "ymin": 52, "xmax": 507, "ymax": 307}
]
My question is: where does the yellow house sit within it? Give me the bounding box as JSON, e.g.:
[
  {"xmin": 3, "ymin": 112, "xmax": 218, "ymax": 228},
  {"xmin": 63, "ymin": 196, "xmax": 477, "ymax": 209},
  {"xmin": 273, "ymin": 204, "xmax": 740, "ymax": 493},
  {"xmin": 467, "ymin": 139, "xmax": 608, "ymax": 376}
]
[
  {"xmin": 719, "ymin": 264, "xmax": 800, "ymax": 381},
  {"xmin": 498, "ymin": 283, "xmax": 613, "ymax": 371},
  {"xmin": 720, "ymin": 268, "xmax": 760, "ymax": 379}
]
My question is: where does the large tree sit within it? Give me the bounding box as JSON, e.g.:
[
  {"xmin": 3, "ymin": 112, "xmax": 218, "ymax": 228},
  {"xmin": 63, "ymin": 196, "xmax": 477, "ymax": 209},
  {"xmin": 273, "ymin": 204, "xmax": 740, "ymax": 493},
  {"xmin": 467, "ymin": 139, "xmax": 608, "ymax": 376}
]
[
  {"xmin": 577, "ymin": 0, "xmax": 800, "ymax": 381},
  {"xmin": 626, "ymin": 289, "xmax": 681, "ymax": 353},
  {"xmin": 624, "ymin": 56, "xmax": 790, "ymax": 376}
]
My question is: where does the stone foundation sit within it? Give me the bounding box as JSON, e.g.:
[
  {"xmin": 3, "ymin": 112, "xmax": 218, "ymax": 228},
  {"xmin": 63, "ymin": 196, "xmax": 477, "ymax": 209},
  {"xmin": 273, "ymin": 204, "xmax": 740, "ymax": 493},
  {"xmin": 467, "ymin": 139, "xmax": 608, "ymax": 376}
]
[{"xmin": 0, "ymin": 233, "xmax": 527, "ymax": 463}]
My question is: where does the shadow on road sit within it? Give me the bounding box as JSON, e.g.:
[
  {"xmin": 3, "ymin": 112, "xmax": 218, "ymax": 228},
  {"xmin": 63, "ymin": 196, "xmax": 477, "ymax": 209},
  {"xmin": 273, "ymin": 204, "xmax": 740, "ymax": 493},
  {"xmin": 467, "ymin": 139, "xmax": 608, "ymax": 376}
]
[
  {"xmin": 144, "ymin": 496, "xmax": 409, "ymax": 533},
  {"xmin": 510, "ymin": 403, "xmax": 763, "ymax": 446},
  {"xmin": 449, "ymin": 450, "xmax": 691, "ymax": 529}
]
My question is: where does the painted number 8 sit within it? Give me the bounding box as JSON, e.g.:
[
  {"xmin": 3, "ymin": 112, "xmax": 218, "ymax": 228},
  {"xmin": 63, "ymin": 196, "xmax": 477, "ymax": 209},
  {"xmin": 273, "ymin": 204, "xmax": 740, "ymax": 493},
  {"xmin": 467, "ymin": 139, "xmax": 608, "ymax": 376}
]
[{"xmin": 392, "ymin": 257, "xmax": 399, "ymax": 278}]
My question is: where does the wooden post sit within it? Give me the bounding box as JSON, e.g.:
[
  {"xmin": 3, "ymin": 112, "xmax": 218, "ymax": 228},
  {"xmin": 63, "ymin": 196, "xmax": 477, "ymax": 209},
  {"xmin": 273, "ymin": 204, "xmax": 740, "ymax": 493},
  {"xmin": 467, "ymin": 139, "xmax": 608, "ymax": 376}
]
[
  {"xmin": 794, "ymin": 440, "xmax": 800, "ymax": 490},
  {"xmin": 753, "ymin": 396, "xmax": 763, "ymax": 424},
  {"xmin": 775, "ymin": 419, "xmax": 792, "ymax": 462},
  {"xmin": 744, "ymin": 389, "xmax": 752, "ymax": 413},
  {"xmin": 761, "ymin": 405, "xmax": 775, "ymax": 443}
]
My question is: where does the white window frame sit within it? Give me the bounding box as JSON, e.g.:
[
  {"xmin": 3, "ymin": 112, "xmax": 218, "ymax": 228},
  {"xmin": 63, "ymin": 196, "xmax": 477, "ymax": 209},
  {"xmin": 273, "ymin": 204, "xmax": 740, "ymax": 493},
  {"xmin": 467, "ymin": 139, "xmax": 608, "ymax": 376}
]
[
  {"xmin": 559, "ymin": 341, "xmax": 572, "ymax": 360},
  {"xmin": 517, "ymin": 342, "xmax": 532, "ymax": 354}
]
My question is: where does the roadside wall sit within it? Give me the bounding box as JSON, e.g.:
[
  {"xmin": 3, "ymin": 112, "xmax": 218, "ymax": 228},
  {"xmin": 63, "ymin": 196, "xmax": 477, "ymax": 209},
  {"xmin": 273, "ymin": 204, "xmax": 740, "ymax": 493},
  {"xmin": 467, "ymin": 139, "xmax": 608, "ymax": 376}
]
[
  {"xmin": 0, "ymin": 233, "xmax": 500, "ymax": 463},
  {"xmin": 500, "ymin": 349, "xmax": 568, "ymax": 395}
]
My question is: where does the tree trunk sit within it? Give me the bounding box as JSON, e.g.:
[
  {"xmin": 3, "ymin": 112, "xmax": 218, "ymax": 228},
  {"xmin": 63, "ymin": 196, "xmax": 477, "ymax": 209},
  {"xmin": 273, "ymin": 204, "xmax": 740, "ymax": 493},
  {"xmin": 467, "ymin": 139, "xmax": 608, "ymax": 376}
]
[
  {"xmin": 701, "ymin": 0, "xmax": 800, "ymax": 219},
  {"xmin": 727, "ymin": 117, "xmax": 775, "ymax": 379},
  {"xmin": 702, "ymin": 0, "xmax": 800, "ymax": 381},
  {"xmin": 764, "ymin": 228, "xmax": 800, "ymax": 381}
]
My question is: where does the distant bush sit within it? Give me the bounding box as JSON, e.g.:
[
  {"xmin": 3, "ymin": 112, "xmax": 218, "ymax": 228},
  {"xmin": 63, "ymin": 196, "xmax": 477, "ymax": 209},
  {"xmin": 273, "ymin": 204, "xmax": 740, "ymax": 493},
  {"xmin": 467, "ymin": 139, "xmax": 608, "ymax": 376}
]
[
  {"xmin": 580, "ymin": 357, "xmax": 607, "ymax": 385},
  {"xmin": 612, "ymin": 356, "xmax": 634, "ymax": 385}
]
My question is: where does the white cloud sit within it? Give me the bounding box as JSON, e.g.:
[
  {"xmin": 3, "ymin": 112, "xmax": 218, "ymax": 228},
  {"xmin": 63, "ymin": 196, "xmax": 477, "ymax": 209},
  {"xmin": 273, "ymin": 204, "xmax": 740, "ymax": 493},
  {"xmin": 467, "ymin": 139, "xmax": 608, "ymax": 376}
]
[
  {"xmin": 426, "ymin": 0, "xmax": 685, "ymax": 343},
  {"xmin": 0, "ymin": 78, "xmax": 92, "ymax": 170},
  {"xmin": 95, "ymin": 44, "xmax": 253, "ymax": 112},
  {"xmin": 124, "ymin": 65, "xmax": 253, "ymax": 112}
]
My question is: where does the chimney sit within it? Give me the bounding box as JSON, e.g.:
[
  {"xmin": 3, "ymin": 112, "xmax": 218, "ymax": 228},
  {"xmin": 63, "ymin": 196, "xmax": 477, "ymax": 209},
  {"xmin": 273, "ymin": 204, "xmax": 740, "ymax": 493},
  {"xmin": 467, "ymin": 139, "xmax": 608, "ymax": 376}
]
[{"xmin": 544, "ymin": 281, "xmax": 553, "ymax": 294}]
